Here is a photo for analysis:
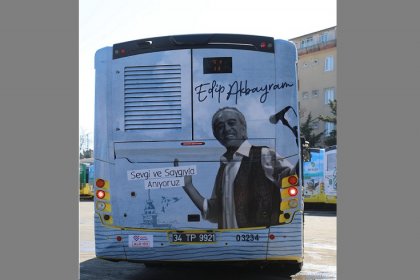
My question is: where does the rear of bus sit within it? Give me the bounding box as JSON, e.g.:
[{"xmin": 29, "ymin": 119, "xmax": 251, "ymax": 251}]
[
  {"xmin": 94, "ymin": 34, "xmax": 303, "ymax": 271},
  {"xmin": 324, "ymin": 145, "xmax": 337, "ymax": 204},
  {"xmin": 80, "ymin": 163, "xmax": 93, "ymax": 199},
  {"xmin": 303, "ymin": 148, "xmax": 326, "ymax": 203}
]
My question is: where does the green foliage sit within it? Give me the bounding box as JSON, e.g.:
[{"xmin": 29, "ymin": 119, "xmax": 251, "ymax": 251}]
[
  {"xmin": 319, "ymin": 99, "xmax": 337, "ymax": 146},
  {"xmin": 324, "ymin": 130, "xmax": 337, "ymax": 146},
  {"xmin": 319, "ymin": 99, "xmax": 337, "ymax": 124},
  {"xmin": 80, "ymin": 149, "xmax": 93, "ymax": 159},
  {"xmin": 79, "ymin": 130, "xmax": 93, "ymax": 159},
  {"xmin": 300, "ymin": 112, "xmax": 324, "ymax": 147}
]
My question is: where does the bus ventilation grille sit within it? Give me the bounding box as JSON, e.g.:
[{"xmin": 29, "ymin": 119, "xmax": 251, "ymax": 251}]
[{"xmin": 124, "ymin": 64, "xmax": 182, "ymax": 131}]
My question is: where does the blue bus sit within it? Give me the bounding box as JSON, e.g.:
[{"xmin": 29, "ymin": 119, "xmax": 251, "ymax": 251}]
[
  {"xmin": 324, "ymin": 145, "xmax": 337, "ymax": 204},
  {"xmin": 303, "ymin": 148, "xmax": 325, "ymax": 203},
  {"xmin": 79, "ymin": 162, "xmax": 93, "ymax": 199},
  {"xmin": 302, "ymin": 146, "xmax": 337, "ymax": 205},
  {"xmin": 94, "ymin": 34, "xmax": 303, "ymax": 272}
]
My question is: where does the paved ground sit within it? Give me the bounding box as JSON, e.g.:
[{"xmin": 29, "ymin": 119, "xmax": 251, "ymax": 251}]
[{"xmin": 80, "ymin": 201, "xmax": 336, "ymax": 279}]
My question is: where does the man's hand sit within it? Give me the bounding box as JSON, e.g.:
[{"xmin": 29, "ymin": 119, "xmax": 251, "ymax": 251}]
[
  {"xmin": 173, "ymin": 158, "xmax": 193, "ymax": 188},
  {"xmin": 173, "ymin": 158, "xmax": 204, "ymax": 212}
]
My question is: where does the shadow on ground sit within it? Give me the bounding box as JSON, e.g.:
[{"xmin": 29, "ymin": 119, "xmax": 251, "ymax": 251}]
[
  {"xmin": 304, "ymin": 203, "xmax": 336, "ymax": 217},
  {"xmin": 80, "ymin": 258, "xmax": 298, "ymax": 280}
]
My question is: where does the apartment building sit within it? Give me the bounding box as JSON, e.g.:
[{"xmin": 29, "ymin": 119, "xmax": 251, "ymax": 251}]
[{"xmin": 290, "ymin": 26, "xmax": 337, "ymax": 147}]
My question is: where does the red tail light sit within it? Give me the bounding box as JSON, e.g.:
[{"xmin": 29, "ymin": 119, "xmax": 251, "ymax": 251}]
[
  {"xmin": 96, "ymin": 190, "xmax": 106, "ymax": 199},
  {"xmin": 288, "ymin": 186, "xmax": 298, "ymax": 197},
  {"xmin": 288, "ymin": 175, "xmax": 298, "ymax": 185},
  {"xmin": 96, "ymin": 179, "xmax": 105, "ymax": 188}
]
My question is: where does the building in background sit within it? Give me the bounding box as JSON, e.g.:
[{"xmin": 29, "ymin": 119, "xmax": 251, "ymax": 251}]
[{"xmin": 290, "ymin": 26, "xmax": 337, "ymax": 147}]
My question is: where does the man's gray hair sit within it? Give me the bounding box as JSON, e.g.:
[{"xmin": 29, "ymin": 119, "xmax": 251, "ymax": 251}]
[{"xmin": 211, "ymin": 107, "xmax": 247, "ymax": 131}]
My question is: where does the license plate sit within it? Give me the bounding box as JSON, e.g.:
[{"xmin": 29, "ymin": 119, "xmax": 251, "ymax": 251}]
[{"xmin": 170, "ymin": 232, "xmax": 216, "ymax": 243}]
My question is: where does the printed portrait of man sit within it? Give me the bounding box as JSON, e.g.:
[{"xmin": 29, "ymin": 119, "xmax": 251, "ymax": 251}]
[{"xmin": 182, "ymin": 107, "xmax": 298, "ymax": 229}]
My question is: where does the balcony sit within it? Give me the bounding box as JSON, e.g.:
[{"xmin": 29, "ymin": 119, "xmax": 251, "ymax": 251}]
[{"xmin": 297, "ymin": 39, "xmax": 336, "ymax": 55}]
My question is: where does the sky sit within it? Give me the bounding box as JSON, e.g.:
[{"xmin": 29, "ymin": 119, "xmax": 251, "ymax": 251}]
[{"xmin": 79, "ymin": 0, "xmax": 336, "ymax": 145}]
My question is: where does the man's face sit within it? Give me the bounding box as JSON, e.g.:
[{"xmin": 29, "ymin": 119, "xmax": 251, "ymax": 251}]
[{"xmin": 213, "ymin": 110, "xmax": 247, "ymax": 149}]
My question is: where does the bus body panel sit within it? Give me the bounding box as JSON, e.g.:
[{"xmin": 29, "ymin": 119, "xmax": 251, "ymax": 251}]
[
  {"xmin": 95, "ymin": 214, "xmax": 303, "ymax": 262},
  {"xmin": 94, "ymin": 214, "xmax": 126, "ymax": 260},
  {"xmin": 122, "ymin": 227, "xmax": 270, "ymax": 261},
  {"xmin": 266, "ymin": 212, "xmax": 303, "ymax": 260},
  {"xmin": 88, "ymin": 164, "xmax": 95, "ymax": 185},
  {"xmin": 191, "ymin": 49, "xmax": 276, "ymax": 141},
  {"xmin": 110, "ymin": 49, "xmax": 192, "ymax": 142},
  {"xmin": 324, "ymin": 146, "xmax": 337, "ymax": 204},
  {"xmin": 80, "ymin": 163, "xmax": 93, "ymax": 198},
  {"xmin": 274, "ymin": 39, "xmax": 301, "ymax": 164},
  {"xmin": 303, "ymin": 148, "xmax": 326, "ymax": 203},
  {"xmin": 303, "ymin": 146, "xmax": 337, "ymax": 204},
  {"xmin": 94, "ymin": 35, "xmax": 303, "ymax": 265},
  {"xmin": 94, "ymin": 47, "xmax": 113, "ymax": 163},
  {"xmin": 111, "ymin": 138, "xmax": 275, "ymax": 230}
]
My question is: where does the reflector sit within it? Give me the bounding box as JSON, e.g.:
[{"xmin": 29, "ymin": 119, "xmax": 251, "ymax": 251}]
[
  {"xmin": 289, "ymin": 199, "xmax": 298, "ymax": 208},
  {"xmin": 96, "ymin": 201, "xmax": 106, "ymax": 211}
]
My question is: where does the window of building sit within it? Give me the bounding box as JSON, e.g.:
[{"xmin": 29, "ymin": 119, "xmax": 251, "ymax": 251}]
[
  {"xmin": 312, "ymin": 90, "xmax": 319, "ymax": 98},
  {"xmin": 301, "ymin": 36, "xmax": 314, "ymax": 48},
  {"xmin": 307, "ymin": 37, "xmax": 314, "ymax": 46},
  {"xmin": 325, "ymin": 122, "xmax": 336, "ymax": 136},
  {"xmin": 302, "ymin": 92, "xmax": 309, "ymax": 99},
  {"xmin": 324, "ymin": 87, "xmax": 335, "ymax": 104},
  {"xmin": 320, "ymin": 32, "xmax": 329, "ymax": 43},
  {"xmin": 324, "ymin": 55, "xmax": 334, "ymax": 72},
  {"xmin": 311, "ymin": 121, "xmax": 319, "ymax": 129}
]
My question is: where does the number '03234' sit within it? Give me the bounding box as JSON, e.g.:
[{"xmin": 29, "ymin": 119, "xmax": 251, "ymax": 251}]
[{"xmin": 235, "ymin": 234, "xmax": 259, "ymax": 242}]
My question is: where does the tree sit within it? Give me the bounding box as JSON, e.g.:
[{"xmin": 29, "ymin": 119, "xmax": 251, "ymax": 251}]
[
  {"xmin": 80, "ymin": 149, "xmax": 93, "ymax": 159},
  {"xmin": 319, "ymin": 99, "xmax": 337, "ymax": 147},
  {"xmin": 300, "ymin": 112, "xmax": 324, "ymax": 147},
  {"xmin": 80, "ymin": 129, "xmax": 93, "ymax": 159}
]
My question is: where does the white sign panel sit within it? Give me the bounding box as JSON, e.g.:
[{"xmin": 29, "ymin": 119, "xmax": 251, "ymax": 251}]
[
  {"xmin": 128, "ymin": 235, "xmax": 154, "ymax": 248},
  {"xmin": 127, "ymin": 165, "xmax": 197, "ymax": 181},
  {"xmin": 127, "ymin": 165, "xmax": 196, "ymax": 190}
]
